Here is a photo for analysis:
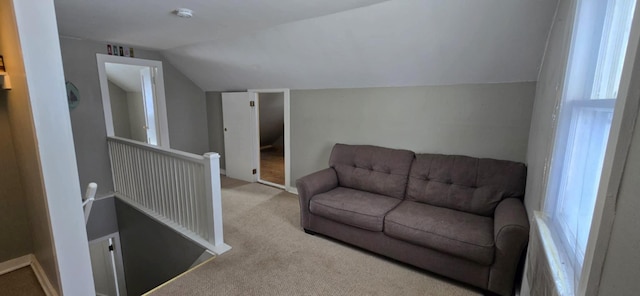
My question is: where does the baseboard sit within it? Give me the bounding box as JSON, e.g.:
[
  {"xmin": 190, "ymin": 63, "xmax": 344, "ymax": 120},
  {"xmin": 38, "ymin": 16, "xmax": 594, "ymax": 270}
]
[
  {"xmin": 30, "ymin": 255, "xmax": 58, "ymax": 296},
  {"xmin": 0, "ymin": 254, "xmax": 58, "ymax": 296},
  {"xmin": 142, "ymin": 255, "xmax": 216, "ymax": 296},
  {"xmin": 287, "ymin": 187, "xmax": 298, "ymax": 195},
  {"xmin": 220, "ymin": 169, "xmax": 226, "ymax": 176},
  {"xmin": 0, "ymin": 255, "xmax": 32, "ymax": 275}
]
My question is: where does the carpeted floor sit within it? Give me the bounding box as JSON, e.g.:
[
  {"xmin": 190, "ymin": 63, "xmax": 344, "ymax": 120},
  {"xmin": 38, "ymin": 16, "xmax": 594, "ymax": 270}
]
[
  {"xmin": 150, "ymin": 177, "xmax": 482, "ymax": 296},
  {"xmin": 0, "ymin": 267, "xmax": 45, "ymax": 296}
]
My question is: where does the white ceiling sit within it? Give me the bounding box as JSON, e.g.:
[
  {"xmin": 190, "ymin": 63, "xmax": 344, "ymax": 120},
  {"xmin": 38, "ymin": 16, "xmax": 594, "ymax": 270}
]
[
  {"xmin": 54, "ymin": 0, "xmax": 387, "ymax": 50},
  {"xmin": 55, "ymin": 0, "xmax": 558, "ymax": 91}
]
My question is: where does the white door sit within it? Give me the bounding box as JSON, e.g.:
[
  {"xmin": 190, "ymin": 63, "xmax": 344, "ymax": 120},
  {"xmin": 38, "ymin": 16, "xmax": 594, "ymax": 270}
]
[{"xmin": 222, "ymin": 92, "xmax": 258, "ymax": 182}]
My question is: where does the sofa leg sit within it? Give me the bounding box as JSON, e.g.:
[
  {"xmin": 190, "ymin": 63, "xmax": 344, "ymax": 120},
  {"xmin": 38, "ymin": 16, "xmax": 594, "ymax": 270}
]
[{"xmin": 304, "ymin": 228, "xmax": 317, "ymax": 235}]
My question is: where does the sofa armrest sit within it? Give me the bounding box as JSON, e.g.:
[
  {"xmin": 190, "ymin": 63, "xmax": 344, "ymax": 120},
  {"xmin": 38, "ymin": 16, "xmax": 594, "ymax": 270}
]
[
  {"xmin": 489, "ymin": 198, "xmax": 530, "ymax": 296},
  {"xmin": 494, "ymin": 198, "xmax": 529, "ymax": 247},
  {"xmin": 296, "ymin": 168, "xmax": 339, "ymax": 229}
]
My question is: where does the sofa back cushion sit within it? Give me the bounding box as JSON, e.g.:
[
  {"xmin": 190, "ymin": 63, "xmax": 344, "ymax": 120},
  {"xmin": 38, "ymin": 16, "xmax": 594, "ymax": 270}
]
[
  {"xmin": 329, "ymin": 144, "xmax": 415, "ymax": 199},
  {"xmin": 406, "ymin": 154, "xmax": 526, "ymax": 216}
]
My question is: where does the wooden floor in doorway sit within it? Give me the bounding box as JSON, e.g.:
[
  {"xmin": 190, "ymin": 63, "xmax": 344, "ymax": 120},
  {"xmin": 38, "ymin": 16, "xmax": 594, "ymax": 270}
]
[{"xmin": 260, "ymin": 147, "xmax": 284, "ymax": 185}]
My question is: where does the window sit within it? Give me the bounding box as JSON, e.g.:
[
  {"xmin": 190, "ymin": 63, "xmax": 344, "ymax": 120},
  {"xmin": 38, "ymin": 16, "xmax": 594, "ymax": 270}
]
[{"xmin": 544, "ymin": 0, "xmax": 636, "ymax": 292}]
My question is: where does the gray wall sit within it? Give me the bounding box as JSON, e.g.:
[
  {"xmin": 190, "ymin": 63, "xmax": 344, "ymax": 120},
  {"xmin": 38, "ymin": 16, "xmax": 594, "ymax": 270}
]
[
  {"xmin": 206, "ymin": 92, "xmax": 226, "ymax": 170},
  {"xmin": 115, "ymin": 199, "xmax": 204, "ymax": 296},
  {"xmin": 0, "ymin": 99, "xmax": 33, "ymax": 262},
  {"xmin": 290, "ymin": 83, "xmax": 535, "ymax": 188},
  {"xmin": 206, "ymin": 83, "xmax": 535, "ymax": 182},
  {"xmin": 86, "ymin": 197, "xmax": 119, "ymax": 241},
  {"xmin": 126, "ymin": 91, "xmax": 146, "ymax": 142},
  {"xmin": 60, "ymin": 38, "xmax": 210, "ymax": 196},
  {"xmin": 258, "ymin": 93, "xmax": 285, "ymax": 147},
  {"xmin": 163, "ymin": 57, "xmax": 210, "ymax": 155},
  {"xmin": 108, "ymin": 81, "xmax": 132, "ymax": 139}
]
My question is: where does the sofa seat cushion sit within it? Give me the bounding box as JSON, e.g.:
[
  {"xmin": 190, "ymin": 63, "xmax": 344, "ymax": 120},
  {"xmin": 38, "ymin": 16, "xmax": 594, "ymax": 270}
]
[
  {"xmin": 310, "ymin": 187, "xmax": 402, "ymax": 232},
  {"xmin": 384, "ymin": 201, "xmax": 495, "ymax": 265}
]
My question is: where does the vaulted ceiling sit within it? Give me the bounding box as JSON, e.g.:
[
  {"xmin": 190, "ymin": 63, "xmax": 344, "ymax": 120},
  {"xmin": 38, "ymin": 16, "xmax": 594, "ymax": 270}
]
[{"xmin": 54, "ymin": 0, "xmax": 558, "ymax": 91}]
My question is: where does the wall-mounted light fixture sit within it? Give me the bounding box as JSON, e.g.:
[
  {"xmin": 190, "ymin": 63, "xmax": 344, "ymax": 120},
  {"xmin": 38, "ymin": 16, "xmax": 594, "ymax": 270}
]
[{"xmin": 0, "ymin": 55, "xmax": 11, "ymax": 90}]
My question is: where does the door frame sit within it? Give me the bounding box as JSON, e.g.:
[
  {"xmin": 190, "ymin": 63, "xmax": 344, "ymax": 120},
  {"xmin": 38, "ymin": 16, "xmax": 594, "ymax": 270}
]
[
  {"xmin": 96, "ymin": 54, "xmax": 170, "ymax": 148},
  {"xmin": 248, "ymin": 89, "xmax": 292, "ymax": 192},
  {"xmin": 89, "ymin": 232, "xmax": 127, "ymax": 296}
]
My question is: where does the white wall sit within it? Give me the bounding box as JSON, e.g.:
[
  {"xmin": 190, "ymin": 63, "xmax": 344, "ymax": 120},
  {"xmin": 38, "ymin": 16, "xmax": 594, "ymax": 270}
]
[
  {"xmin": 597, "ymin": 103, "xmax": 640, "ymax": 295},
  {"xmin": 8, "ymin": 0, "xmax": 95, "ymax": 294},
  {"xmin": 524, "ymin": 0, "xmax": 571, "ymax": 217},
  {"xmin": 290, "ymin": 82, "xmax": 536, "ymax": 188}
]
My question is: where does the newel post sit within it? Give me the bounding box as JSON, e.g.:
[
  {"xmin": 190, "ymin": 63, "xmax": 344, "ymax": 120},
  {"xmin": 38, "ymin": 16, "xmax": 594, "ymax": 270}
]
[{"xmin": 204, "ymin": 152, "xmax": 225, "ymax": 250}]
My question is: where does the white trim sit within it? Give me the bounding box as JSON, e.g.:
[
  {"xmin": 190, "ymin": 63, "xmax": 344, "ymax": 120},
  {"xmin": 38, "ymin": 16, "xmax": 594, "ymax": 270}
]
[
  {"xmin": 0, "ymin": 255, "xmax": 58, "ymax": 296},
  {"xmin": 259, "ymin": 179, "xmax": 285, "ymax": 190},
  {"xmin": 31, "ymin": 255, "xmax": 58, "ymax": 296},
  {"xmin": 534, "ymin": 213, "xmax": 573, "ymax": 295},
  {"xmin": 288, "ymin": 187, "xmax": 299, "ymax": 195},
  {"xmin": 115, "ymin": 194, "xmax": 232, "ymax": 255},
  {"xmin": 0, "ymin": 255, "xmax": 32, "ymax": 275},
  {"xmin": 249, "ymin": 89, "xmax": 291, "ymax": 189},
  {"xmin": 220, "ymin": 169, "xmax": 226, "ymax": 176},
  {"xmin": 252, "ymin": 92, "xmax": 261, "ymax": 183},
  {"xmin": 96, "ymin": 54, "xmax": 171, "ymax": 148},
  {"xmin": 141, "ymin": 255, "xmax": 216, "ymax": 296},
  {"xmin": 581, "ymin": 3, "xmax": 640, "ymax": 295}
]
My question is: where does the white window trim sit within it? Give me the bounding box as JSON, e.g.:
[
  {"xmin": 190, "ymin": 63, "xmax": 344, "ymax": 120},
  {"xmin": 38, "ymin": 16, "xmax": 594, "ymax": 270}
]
[
  {"xmin": 580, "ymin": 5, "xmax": 640, "ymax": 294},
  {"xmin": 538, "ymin": 1, "xmax": 640, "ymax": 295}
]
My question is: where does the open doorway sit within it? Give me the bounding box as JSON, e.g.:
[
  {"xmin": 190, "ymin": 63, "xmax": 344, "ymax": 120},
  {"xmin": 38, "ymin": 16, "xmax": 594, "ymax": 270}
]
[
  {"xmin": 221, "ymin": 89, "xmax": 291, "ymax": 190},
  {"xmin": 104, "ymin": 63, "xmax": 158, "ymax": 145},
  {"xmin": 96, "ymin": 54, "xmax": 170, "ymax": 148},
  {"xmin": 257, "ymin": 93, "xmax": 285, "ymax": 187},
  {"xmin": 89, "ymin": 234, "xmax": 127, "ymax": 296}
]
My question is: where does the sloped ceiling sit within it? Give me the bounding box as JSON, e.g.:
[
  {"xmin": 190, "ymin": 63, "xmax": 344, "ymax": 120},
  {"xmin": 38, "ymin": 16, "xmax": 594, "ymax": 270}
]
[
  {"xmin": 105, "ymin": 63, "xmax": 145, "ymax": 92},
  {"xmin": 55, "ymin": 0, "xmax": 558, "ymax": 91}
]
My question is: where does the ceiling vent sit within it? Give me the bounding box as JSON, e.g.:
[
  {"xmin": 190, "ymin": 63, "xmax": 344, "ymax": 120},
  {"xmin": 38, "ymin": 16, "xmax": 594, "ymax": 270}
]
[{"xmin": 174, "ymin": 8, "xmax": 193, "ymax": 18}]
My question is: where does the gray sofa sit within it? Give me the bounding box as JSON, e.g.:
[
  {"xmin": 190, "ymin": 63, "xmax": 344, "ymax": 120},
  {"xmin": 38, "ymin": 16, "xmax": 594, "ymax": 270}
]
[{"xmin": 296, "ymin": 144, "xmax": 529, "ymax": 296}]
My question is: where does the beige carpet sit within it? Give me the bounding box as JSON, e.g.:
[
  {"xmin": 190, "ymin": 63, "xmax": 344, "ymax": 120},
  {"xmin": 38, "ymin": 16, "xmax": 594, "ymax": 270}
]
[
  {"xmin": 151, "ymin": 177, "xmax": 482, "ymax": 296},
  {"xmin": 0, "ymin": 267, "xmax": 45, "ymax": 296}
]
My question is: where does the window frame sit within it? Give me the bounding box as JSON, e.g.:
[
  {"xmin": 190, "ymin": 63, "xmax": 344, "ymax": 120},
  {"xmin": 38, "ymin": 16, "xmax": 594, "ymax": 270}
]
[{"xmin": 541, "ymin": 0, "xmax": 640, "ymax": 294}]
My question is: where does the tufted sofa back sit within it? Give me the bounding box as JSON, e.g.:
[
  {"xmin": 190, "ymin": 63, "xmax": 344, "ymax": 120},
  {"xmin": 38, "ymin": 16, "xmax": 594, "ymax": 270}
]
[
  {"xmin": 406, "ymin": 154, "xmax": 526, "ymax": 216},
  {"xmin": 329, "ymin": 144, "xmax": 415, "ymax": 199}
]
